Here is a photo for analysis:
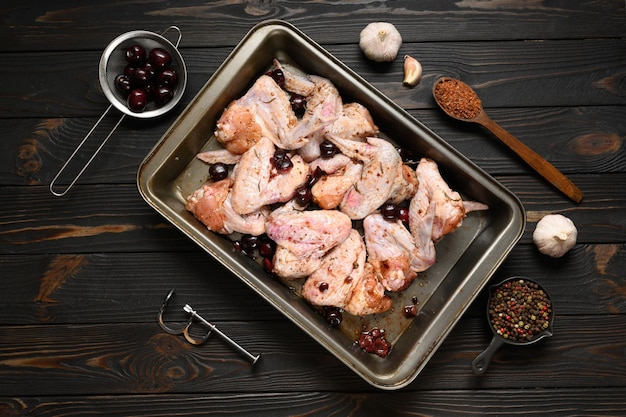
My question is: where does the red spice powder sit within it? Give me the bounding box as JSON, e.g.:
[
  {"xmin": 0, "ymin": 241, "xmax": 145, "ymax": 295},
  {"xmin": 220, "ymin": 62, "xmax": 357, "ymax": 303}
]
[{"xmin": 434, "ymin": 78, "xmax": 482, "ymax": 120}]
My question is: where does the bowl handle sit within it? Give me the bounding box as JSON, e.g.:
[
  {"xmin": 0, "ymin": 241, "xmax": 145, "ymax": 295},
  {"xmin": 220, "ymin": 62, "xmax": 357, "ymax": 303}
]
[{"xmin": 471, "ymin": 336, "xmax": 504, "ymax": 375}]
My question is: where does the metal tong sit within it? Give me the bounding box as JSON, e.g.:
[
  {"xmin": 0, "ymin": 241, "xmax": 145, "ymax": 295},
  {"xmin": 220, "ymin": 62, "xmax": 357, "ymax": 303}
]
[{"xmin": 157, "ymin": 289, "xmax": 260, "ymax": 365}]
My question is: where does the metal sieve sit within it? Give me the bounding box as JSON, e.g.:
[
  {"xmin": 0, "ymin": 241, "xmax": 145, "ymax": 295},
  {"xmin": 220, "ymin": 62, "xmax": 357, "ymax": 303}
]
[{"xmin": 50, "ymin": 26, "xmax": 187, "ymax": 196}]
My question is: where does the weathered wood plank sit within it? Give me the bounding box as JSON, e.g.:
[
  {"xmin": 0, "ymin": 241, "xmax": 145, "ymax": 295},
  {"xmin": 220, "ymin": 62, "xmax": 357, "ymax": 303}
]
[
  {"xmin": 1, "ymin": 0, "xmax": 624, "ymax": 52},
  {"xmin": 2, "ymin": 388, "xmax": 626, "ymax": 417},
  {"xmin": 0, "ymin": 243, "xmax": 623, "ymax": 325},
  {"xmin": 0, "ymin": 315, "xmax": 623, "ymax": 395},
  {"xmin": 2, "ymin": 39, "xmax": 625, "ymax": 118}
]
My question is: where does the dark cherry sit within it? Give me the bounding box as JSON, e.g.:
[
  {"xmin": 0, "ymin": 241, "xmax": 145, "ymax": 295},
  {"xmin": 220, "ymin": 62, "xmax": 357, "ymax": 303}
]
[
  {"xmin": 290, "ymin": 94, "xmax": 307, "ymax": 116},
  {"xmin": 266, "ymin": 68, "xmax": 285, "ymax": 88},
  {"xmin": 307, "ymin": 166, "xmax": 326, "ymax": 188},
  {"xmin": 123, "ymin": 64, "xmax": 137, "ymax": 78},
  {"xmin": 319, "ymin": 140, "xmax": 338, "ymax": 159},
  {"xmin": 115, "ymin": 74, "xmax": 132, "ymax": 95},
  {"xmin": 132, "ymin": 67, "xmax": 151, "ymax": 88},
  {"xmin": 380, "ymin": 203, "xmax": 399, "ymax": 221},
  {"xmin": 258, "ymin": 235, "xmax": 276, "ymax": 258},
  {"xmin": 276, "ymin": 158, "xmax": 293, "ymax": 172},
  {"xmin": 321, "ymin": 306, "xmax": 343, "ymax": 327},
  {"xmin": 272, "ymin": 149, "xmax": 293, "ymax": 172},
  {"xmin": 125, "ymin": 44, "xmax": 146, "ymax": 66},
  {"xmin": 294, "ymin": 185, "xmax": 312, "ymax": 207},
  {"xmin": 154, "ymin": 85, "xmax": 174, "ymax": 106},
  {"xmin": 403, "ymin": 304, "xmax": 418, "ymax": 318},
  {"xmin": 149, "ymin": 47, "xmax": 172, "ymax": 69},
  {"xmin": 396, "ymin": 146, "xmax": 417, "ymax": 165},
  {"xmin": 142, "ymin": 62, "xmax": 157, "ymax": 81},
  {"xmin": 398, "ymin": 207, "xmax": 409, "ymax": 224},
  {"xmin": 208, "ymin": 163, "xmax": 228, "ymax": 181},
  {"xmin": 262, "ymin": 257, "xmax": 273, "ymax": 272},
  {"xmin": 127, "ymin": 89, "xmax": 147, "ymax": 112},
  {"xmin": 240, "ymin": 235, "xmax": 259, "ymax": 253},
  {"xmin": 158, "ymin": 67, "xmax": 178, "ymax": 87},
  {"xmin": 143, "ymin": 83, "xmax": 155, "ymax": 99},
  {"xmin": 358, "ymin": 327, "xmax": 391, "ymax": 358}
]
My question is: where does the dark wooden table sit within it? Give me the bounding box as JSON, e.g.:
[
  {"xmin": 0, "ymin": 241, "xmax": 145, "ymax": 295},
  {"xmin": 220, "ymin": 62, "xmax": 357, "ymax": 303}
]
[{"xmin": 2, "ymin": 1, "xmax": 625, "ymax": 415}]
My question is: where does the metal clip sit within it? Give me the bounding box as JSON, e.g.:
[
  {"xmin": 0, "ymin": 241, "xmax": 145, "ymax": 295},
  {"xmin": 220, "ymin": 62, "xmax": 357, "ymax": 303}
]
[{"xmin": 158, "ymin": 289, "xmax": 260, "ymax": 365}]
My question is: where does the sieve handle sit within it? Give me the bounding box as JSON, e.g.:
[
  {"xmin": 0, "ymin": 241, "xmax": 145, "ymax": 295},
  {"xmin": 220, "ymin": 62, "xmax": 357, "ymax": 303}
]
[
  {"xmin": 49, "ymin": 105, "xmax": 125, "ymax": 197},
  {"xmin": 161, "ymin": 25, "xmax": 182, "ymax": 48}
]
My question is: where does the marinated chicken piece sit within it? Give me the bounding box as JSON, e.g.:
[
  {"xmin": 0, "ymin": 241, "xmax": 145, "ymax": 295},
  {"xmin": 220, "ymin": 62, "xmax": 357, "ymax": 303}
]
[
  {"xmin": 230, "ymin": 136, "xmax": 308, "ymax": 215},
  {"xmin": 308, "ymin": 153, "xmax": 353, "ymax": 174},
  {"xmin": 196, "ymin": 148, "xmax": 242, "ymax": 165},
  {"xmin": 185, "ymin": 179, "xmax": 267, "ymax": 236},
  {"xmin": 272, "ymin": 245, "xmax": 323, "ymax": 280},
  {"xmin": 364, "ymin": 213, "xmax": 431, "ymax": 292},
  {"xmin": 326, "ymin": 135, "xmax": 403, "ymax": 219},
  {"xmin": 302, "ymin": 229, "xmax": 365, "ymax": 307},
  {"xmin": 290, "ymin": 75, "xmax": 342, "ymax": 159},
  {"xmin": 311, "ymin": 160, "xmax": 363, "ymax": 210},
  {"xmin": 408, "ymin": 195, "xmax": 437, "ymax": 271},
  {"xmin": 344, "ymin": 263, "xmax": 392, "ymax": 316},
  {"xmin": 265, "ymin": 202, "xmax": 352, "ymax": 259},
  {"xmin": 215, "ymin": 75, "xmax": 297, "ymax": 154},
  {"xmin": 220, "ymin": 193, "xmax": 268, "ymax": 236},
  {"xmin": 185, "ymin": 179, "xmax": 232, "ymax": 234},
  {"xmin": 388, "ymin": 164, "xmax": 419, "ymax": 204},
  {"xmin": 272, "ymin": 58, "xmax": 316, "ymax": 96},
  {"xmin": 327, "ymin": 102, "xmax": 378, "ymax": 142},
  {"xmin": 411, "ymin": 158, "xmax": 488, "ymax": 243},
  {"xmin": 298, "ymin": 102, "xmax": 377, "ymax": 162}
]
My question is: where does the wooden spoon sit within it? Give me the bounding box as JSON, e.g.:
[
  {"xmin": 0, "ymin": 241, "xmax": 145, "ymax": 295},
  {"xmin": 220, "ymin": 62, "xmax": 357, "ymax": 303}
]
[{"xmin": 433, "ymin": 77, "xmax": 583, "ymax": 203}]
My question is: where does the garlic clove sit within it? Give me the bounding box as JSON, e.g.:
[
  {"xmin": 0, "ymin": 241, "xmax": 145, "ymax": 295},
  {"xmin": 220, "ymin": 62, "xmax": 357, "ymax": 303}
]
[
  {"xmin": 532, "ymin": 214, "xmax": 578, "ymax": 258},
  {"xmin": 359, "ymin": 22, "xmax": 403, "ymax": 63},
  {"xmin": 403, "ymin": 55, "xmax": 422, "ymax": 87}
]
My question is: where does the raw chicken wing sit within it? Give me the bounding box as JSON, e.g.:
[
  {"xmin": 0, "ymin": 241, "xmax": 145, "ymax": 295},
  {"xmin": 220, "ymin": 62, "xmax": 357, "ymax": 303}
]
[
  {"xmin": 185, "ymin": 179, "xmax": 267, "ymax": 236},
  {"xmin": 411, "ymin": 158, "xmax": 488, "ymax": 243},
  {"xmin": 215, "ymin": 75, "xmax": 297, "ymax": 154},
  {"xmin": 302, "ymin": 229, "xmax": 365, "ymax": 307},
  {"xmin": 327, "ymin": 135, "xmax": 403, "ymax": 219},
  {"xmin": 230, "ymin": 136, "xmax": 308, "ymax": 215},
  {"xmin": 344, "ymin": 263, "xmax": 392, "ymax": 316},
  {"xmin": 265, "ymin": 202, "xmax": 352, "ymax": 259},
  {"xmin": 364, "ymin": 213, "xmax": 431, "ymax": 292},
  {"xmin": 272, "ymin": 245, "xmax": 323, "ymax": 280}
]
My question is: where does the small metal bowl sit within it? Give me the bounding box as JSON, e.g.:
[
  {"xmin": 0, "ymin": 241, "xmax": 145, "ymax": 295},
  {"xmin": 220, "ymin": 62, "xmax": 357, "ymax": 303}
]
[
  {"xmin": 471, "ymin": 276, "xmax": 554, "ymax": 374},
  {"xmin": 99, "ymin": 27, "xmax": 187, "ymax": 118}
]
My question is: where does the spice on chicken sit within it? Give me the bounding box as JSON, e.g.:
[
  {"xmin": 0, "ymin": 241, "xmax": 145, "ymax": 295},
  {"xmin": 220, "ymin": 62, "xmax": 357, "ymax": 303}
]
[
  {"xmin": 434, "ymin": 78, "xmax": 482, "ymax": 120},
  {"xmin": 488, "ymin": 278, "xmax": 552, "ymax": 342}
]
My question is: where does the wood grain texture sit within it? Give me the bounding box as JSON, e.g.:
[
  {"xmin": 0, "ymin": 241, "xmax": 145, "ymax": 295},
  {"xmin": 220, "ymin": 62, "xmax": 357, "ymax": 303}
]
[
  {"xmin": 1, "ymin": 0, "xmax": 623, "ymax": 52},
  {"xmin": 0, "ymin": 1, "xmax": 625, "ymax": 414},
  {"xmin": 0, "ymin": 315, "xmax": 624, "ymax": 395},
  {"xmin": 2, "ymin": 388, "xmax": 625, "ymax": 416},
  {"xmin": 0, "ymin": 243, "xmax": 624, "ymax": 325},
  {"xmin": 1, "ymin": 39, "xmax": 625, "ymax": 118}
]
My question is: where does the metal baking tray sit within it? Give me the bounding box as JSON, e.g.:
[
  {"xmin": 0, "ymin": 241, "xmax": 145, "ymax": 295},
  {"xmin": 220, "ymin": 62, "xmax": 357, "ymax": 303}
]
[{"xmin": 137, "ymin": 20, "xmax": 525, "ymax": 389}]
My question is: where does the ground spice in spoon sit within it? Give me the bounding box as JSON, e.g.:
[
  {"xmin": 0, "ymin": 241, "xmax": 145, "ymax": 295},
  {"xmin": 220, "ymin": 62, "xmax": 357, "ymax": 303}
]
[
  {"xmin": 434, "ymin": 78, "xmax": 482, "ymax": 119},
  {"xmin": 488, "ymin": 278, "xmax": 552, "ymax": 342}
]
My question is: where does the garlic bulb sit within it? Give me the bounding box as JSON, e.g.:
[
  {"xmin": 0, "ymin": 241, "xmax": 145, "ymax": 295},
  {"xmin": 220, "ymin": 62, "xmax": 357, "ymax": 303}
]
[
  {"xmin": 532, "ymin": 214, "xmax": 577, "ymax": 258},
  {"xmin": 403, "ymin": 55, "xmax": 422, "ymax": 86},
  {"xmin": 359, "ymin": 22, "xmax": 402, "ymax": 62}
]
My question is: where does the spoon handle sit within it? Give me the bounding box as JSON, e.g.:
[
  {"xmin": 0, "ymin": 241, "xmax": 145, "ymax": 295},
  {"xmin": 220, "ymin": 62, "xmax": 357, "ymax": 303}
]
[{"xmin": 476, "ymin": 114, "xmax": 583, "ymax": 203}]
